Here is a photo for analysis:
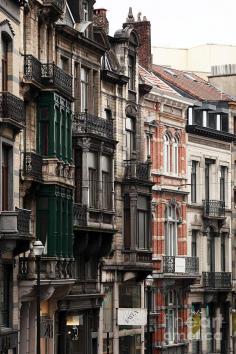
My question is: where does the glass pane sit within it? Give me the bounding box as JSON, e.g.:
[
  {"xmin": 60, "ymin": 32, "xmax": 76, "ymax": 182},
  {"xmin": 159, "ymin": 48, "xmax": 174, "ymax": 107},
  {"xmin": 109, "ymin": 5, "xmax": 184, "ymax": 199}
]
[{"xmin": 119, "ymin": 284, "xmax": 141, "ymax": 308}]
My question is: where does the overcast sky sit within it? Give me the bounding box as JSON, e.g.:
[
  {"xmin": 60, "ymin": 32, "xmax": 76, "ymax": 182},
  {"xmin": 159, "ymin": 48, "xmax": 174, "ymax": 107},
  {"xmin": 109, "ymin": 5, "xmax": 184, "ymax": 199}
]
[{"xmin": 95, "ymin": 0, "xmax": 236, "ymax": 48}]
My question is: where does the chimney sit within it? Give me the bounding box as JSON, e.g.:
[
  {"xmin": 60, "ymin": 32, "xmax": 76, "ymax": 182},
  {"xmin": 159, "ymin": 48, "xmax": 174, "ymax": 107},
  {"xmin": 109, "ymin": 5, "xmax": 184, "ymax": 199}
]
[
  {"xmin": 93, "ymin": 8, "xmax": 109, "ymax": 34},
  {"xmin": 123, "ymin": 9, "xmax": 152, "ymax": 71}
]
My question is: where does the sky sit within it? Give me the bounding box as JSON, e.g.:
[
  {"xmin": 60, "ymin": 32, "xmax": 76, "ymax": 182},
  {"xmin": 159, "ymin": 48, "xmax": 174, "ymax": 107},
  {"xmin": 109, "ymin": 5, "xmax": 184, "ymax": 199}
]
[{"xmin": 95, "ymin": 0, "xmax": 236, "ymax": 48}]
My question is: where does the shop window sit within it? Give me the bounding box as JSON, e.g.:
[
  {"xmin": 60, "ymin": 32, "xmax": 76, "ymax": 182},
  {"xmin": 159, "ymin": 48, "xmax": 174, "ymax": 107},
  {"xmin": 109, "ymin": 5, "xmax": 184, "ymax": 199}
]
[
  {"xmin": 119, "ymin": 335, "xmax": 141, "ymax": 354},
  {"xmin": 119, "ymin": 284, "xmax": 141, "ymax": 308}
]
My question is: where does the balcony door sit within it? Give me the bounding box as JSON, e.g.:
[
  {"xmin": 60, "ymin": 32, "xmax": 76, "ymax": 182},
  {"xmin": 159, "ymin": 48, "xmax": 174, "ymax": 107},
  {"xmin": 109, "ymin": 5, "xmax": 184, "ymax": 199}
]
[
  {"xmin": 165, "ymin": 204, "xmax": 178, "ymax": 256},
  {"xmin": 207, "ymin": 228, "xmax": 215, "ymax": 272}
]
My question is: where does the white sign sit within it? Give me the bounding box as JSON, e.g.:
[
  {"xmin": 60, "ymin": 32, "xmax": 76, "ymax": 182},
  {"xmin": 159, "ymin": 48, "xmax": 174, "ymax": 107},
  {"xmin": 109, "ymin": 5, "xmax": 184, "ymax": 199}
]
[
  {"xmin": 175, "ymin": 257, "xmax": 186, "ymax": 273},
  {"xmin": 117, "ymin": 308, "xmax": 147, "ymax": 326}
]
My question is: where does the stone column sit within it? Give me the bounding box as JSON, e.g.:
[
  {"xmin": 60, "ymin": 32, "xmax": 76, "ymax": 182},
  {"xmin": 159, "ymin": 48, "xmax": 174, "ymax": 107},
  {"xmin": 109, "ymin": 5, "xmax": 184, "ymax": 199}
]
[
  {"xmin": 19, "ymin": 302, "xmax": 30, "ymax": 354},
  {"xmin": 215, "ymin": 306, "xmax": 222, "ymax": 352},
  {"xmin": 113, "ymin": 273, "xmax": 119, "ymax": 354},
  {"xmin": 201, "ymin": 306, "xmax": 208, "ymax": 354}
]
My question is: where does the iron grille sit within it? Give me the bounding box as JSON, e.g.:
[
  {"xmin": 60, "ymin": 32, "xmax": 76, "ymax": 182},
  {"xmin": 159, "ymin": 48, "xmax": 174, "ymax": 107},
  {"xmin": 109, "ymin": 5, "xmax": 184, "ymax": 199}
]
[
  {"xmin": 203, "ymin": 200, "xmax": 225, "ymax": 218},
  {"xmin": 73, "ymin": 112, "xmax": 113, "ymax": 139},
  {"xmin": 202, "ymin": 272, "xmax": 231, "ymax": 288},
  {"xmin": 163, "ymin": 256, "xmax": 199, "ymax": 273},
  {"xmin": 41, "ymin": 63, "xmax": 73, "ymax": 97},
  {"xmin": 16, "ymin": 208, "xmax": 31, "ymax": 234},
  {"xmin": 24, "ymin": 152, "xmax": 43, "ymax": 180},
  {"xmin": 0, "ymin": 92, "xmax": 25, "ymax": 123},
  {"xmin": 24, "ymin": 55, "xmax": 43, "ymax": 85}
]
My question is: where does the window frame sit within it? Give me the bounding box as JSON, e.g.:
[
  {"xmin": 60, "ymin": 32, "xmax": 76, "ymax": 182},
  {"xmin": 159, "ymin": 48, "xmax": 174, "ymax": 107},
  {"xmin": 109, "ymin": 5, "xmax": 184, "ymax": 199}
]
[
  {"xmin": 163, "ymin": 134, "xmax": 171, "ymax": 173},
  {"xmin": 165, "ymin": 204, "xmax": 178, "ymax": 256},
  {"xmin": 191, "ymin": 161, "xmax": 197, "ymax": 203},
  {"xmin": 137, "ymin": 195, "xmax": 150, "ymax": 250}
]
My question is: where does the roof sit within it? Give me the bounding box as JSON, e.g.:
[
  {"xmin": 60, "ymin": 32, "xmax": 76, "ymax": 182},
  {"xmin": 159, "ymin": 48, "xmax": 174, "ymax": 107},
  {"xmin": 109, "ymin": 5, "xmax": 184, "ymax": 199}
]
[
  {"xmin": 152, "ymin": 64, "xmax": 235, "ymax": 102},
  {"xmin": 139, "ymin": 65, "xmax": 181, "ymax": 97}
]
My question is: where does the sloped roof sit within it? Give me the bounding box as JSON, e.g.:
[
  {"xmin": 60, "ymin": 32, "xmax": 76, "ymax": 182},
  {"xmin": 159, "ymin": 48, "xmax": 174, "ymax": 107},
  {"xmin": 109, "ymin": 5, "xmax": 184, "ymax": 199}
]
[
  {"xmin": 152, "ymin": 64, "xmax": 235, "ymax": 102},
  {"xmin": 139, "ymin": 65, "xmax": 180, "ymax": 96}
]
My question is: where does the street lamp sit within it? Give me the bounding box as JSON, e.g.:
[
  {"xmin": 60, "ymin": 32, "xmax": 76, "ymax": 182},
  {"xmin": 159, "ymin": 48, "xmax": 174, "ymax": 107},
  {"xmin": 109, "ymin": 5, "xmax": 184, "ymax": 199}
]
[
  {"xmin": 145, "ymin": 274, "xmax": 154, "ymax": 354},
  {"xmin": 33, "ymin": 240, "xmax": 44, "ymax": 354}
]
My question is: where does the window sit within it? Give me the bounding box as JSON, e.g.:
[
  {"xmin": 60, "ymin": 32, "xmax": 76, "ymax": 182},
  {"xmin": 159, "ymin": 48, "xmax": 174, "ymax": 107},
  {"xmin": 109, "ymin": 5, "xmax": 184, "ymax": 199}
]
[
  {"xmin": 172, "ymin": 136, "xmax": 179, "ymax": 175},
  {"xmin": 126, "ymin": 117, "xmax": 136, "ymax": 159},
  {"xmin": 124, "ymin": 194, "xmax": 131, "ymax": 249},
  {"xmin": 81, "ymin": 67, "xmax": 89, "ymax": 112},
  {"xmin": 221, "ymin": 235, "xmax": 226, "ymax": 272},
  {"xmin": 163, "ymin": 134, "xmax": 170, "ymax": 173},
  {"xmin": 60, "ymin": 56, "xmax": 69, "ymax": 74},
  {"xmin": 101, "ymin": 155, "xmax": 112, "ymax": 209},
  {"xmin": 89, "ymin": 168, "xmax": 97, "ymax": 208},
  {"xmin": 192, "ymin": 230, "xmax": 197, "ymax": 257},
  {"xmin": 2, "ymin": 34, "xmax": 9, "ymax": 91},
  {"xmin": 137, "ymin": 196, "xmax": 150, "ymax": 249},
  {"xmin": 165, "ymin": 290, "xmax": 179, "ymax": 344},
  {"xmin": 119, "ymin": 284, "xmax": 141, "ymax": 308},
  {"xmin": 0, "ymin": 263, "xmax": 13, "ymax": 327},
  {"xmin": 82, "ymin": 1, "xmax": 89, "ymax": 21},
  {"xmin": 146, "ymin": 134, "xmax": 151, "ymax": 159},
  {"xmin": 221, "ymin": 114, "xmax": 228, "ymax": 132},
  {"xmin": 207, "ymin": 228, "xmax": 215, "ymax": 272},
  {"xmin": 207, "ymin": 113, "xmax": 216, "ymax": 129},
  {"xmin": 193, "ymin": 110, "xmax": 203, "ymax": 126},
  {"xmin": 2, "ymin": 144, "xmax": 10, "ymax": 210},
  {"xmin": 165, "ymin": 204, "xmax": 178, "ymax": 256},
  {"xmin": 191, "ymin": 161, "xmax": 197, "ymax": 203},
  {"xmin": 128, "ymin": 55, "xmax": 135, "ymax": 90},
  {"xmin": 119, "ymin": 335, "xmax": 141, "ymax": 354},
  {"xmin": 205, "ymin": 162, "xmax": 210, "ymax": 201},
  {"xmin": 220, "ymin": 166, "xmax": 227, "ymax": 203}
]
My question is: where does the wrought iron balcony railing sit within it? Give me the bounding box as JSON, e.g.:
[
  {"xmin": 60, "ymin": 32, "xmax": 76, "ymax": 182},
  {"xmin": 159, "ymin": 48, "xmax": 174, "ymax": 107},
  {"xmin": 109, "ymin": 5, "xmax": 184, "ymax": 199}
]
[
  {"xmin": 73, "ymin": 203, "xmax": 87, "ymax": 227},
  {"xmin": 124, "ymin": 159, "xmax": 151, "ymax": 181},
  {"xmin": 0, "ymin": 208, "xmax": 31, "ymax": 235},
  {"xmin": 24, "ymin": 152, "xmax": 43, "ymax": 181},
  {"xmin": 163, "ymin": 256, "xmax": 199, "ymax": 274},
  {"xmin": 73, "ymin": 112, "xmax": 114, "ymax": 139},
  {"xmin": 203, "ymin": 200, "xmax": 225, "ymax": 218},
  {"xmin": 24, "ymin": 55, "xmax": 43, "ymax": 86},
  {"xmin": 202, "ymin": 272, "xmax": 231, "ymax": 289},
  {"xmin": 19, "ymin": 256, "xmax": 75, "ymax": 281},
  {"xmin": 43, "ymin": 0, "xmax": 66, "ymax": 13},
  {"xmin": 123, "ymin": 250, "xmax": 153, "ymax": 265},
  {"xmin": 41, "ymin": 63, "xmax": 73, "ymax": 98},
  {"xmin": 0, "ymin": 92, "xmax": 25, "ymax": 124}
]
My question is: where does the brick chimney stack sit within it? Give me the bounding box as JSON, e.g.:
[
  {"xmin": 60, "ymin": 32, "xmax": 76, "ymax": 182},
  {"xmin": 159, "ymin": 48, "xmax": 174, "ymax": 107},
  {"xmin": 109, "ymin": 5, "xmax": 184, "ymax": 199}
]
[
  {"xmin": 93, "ymin": 8, "xmax": 109, "ymax": 34},
  {"xmin": 123, "ymin": 8, "xmax": 152, "ymax": 71}
]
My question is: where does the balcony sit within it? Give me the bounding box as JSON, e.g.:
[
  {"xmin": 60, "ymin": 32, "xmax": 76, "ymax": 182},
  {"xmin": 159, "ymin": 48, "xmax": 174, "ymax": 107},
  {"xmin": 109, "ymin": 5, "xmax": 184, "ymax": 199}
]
[
  {"xmin": 203, "ymin": 200, "xmax": 225, "ymax": 218},
  {"xmin": 24, "ymin": 55, "xmax": 73, "ymax": 99},
  {"xmin": 24, "ymin": 55, "xmax": 43, "ymax": 87},
  {"xmin": 123, "ymin": 250, "xmax": 153, "ymax": 273},
  {"xmin": 202, "ymin": 272, "xmax": 231, "ymax": 289},
  {"xmin": 41, "ymin": 63, "xmax": 73, "ymax": 98},
  {"xmin": 23, "ymin": 152, "xmax": 43, "ymax": 181},
  {"xmin": 162, "ymin": 256, "xmax": 199, "ymax": 276},
  {"xmin": 73, "ymin": 203, "xmax": 115, "ymax": 230},
  {"xmin": 0, "ymin": 208, "xmax": 31, "ymax": 254},
  {"xmin": 0, "ymin": 92, "xmax": 25, "ymax": 131},
  {"xmin": 43, "ymin": 0, "xmax": 65, "ymax": 13},
  {"xmin": 19, "ymin": 256, "xmax": 75, "ymax": 282},
  {"xmin": 73, "ymin": 112, "xmax": 114, "ymax": 140},
  {"xmin": 124, "ymin": 158, "xmax": 151, "ymax": 181}
]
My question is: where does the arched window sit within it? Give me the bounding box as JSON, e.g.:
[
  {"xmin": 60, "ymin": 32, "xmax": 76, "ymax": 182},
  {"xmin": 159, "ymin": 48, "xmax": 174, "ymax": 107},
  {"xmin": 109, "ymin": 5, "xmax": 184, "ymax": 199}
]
[
  {"xmin": 165, "ymin": 204, "xmax": 179, "ymax": 256},
  {"xmin": 172, "ymin": 135, "xmax": 179, "ymax": 175},
  {"xmin": 163, "ymin": 134, "xmax": 170, "ymax": 173}
]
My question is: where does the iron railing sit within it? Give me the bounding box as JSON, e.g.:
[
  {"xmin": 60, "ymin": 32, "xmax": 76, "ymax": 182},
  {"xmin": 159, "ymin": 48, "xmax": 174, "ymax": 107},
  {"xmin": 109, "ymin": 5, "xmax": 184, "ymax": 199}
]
[
  {"xmin": 124, "ymin": 159, "xmax": 151, "ymax": 180},
  {"xmin": 24, "ymin": 152, "xmax": 43, "ymax": 180},
  {"xmin": 41, "ymin": 63, "xmax": 73, "ymax": 97},
  {"xmin": 73, "ymin": 112, "xmax": 113, "ymax": 139},
  {"xmin": 163, "ymin": 256, "xmax": 199, "ymax": 274},
  {"xmin": 16, "ymin": 208, "xmax": 31, "ymax": 234},
  {"xmin": 202, "ymin": 272, "xmax": 231, "ymax": 288},
  {"xmin": 203, "ymin": 200, "xmax": 225, "ymax": 218},
  {"xmin": 123, "ymin": 250, "xmax": 153, "ymax": 264},
  {"xmin": 24, "ymin": 55, "xmax": 43, "ymax": 85},
  {"xmin": 43, "ymin": 0, "xmax": 65, "ymax": 12},
  {"xmin": 73, "ymin": 204, "xmax": 87, "ymax": 227},
  {"xmin": 0, "ymin": 92, "xmax": 25, "ymax": 124}
]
